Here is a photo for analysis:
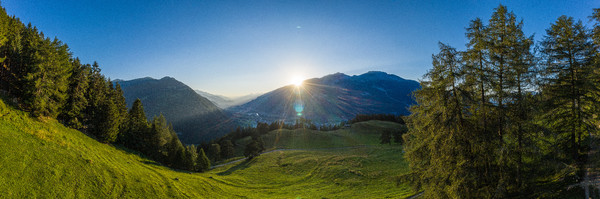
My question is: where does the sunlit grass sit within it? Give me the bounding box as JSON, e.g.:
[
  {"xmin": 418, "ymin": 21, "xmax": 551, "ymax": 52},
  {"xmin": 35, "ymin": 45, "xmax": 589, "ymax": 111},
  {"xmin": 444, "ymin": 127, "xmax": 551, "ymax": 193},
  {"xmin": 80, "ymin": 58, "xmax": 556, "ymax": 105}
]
[{"xmin": 0, "ymin": 98, "xmax": 413, "ymax": 198}]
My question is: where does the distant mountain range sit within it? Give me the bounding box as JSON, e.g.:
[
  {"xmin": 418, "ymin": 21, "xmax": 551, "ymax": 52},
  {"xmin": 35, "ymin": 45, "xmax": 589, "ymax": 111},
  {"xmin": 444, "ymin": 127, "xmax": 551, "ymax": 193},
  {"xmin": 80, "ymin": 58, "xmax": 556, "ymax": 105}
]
[
  {"xmin": 194, "ymin": 90, "xmax": 261, "ymax": 109},
  {"xmin": 227, "ymin": 71, "xmax": 420, "ymax": 125},
  {"xmin": 116, "ymin": 77, "xmax": 236, "ymax": 144},
  {"xmin": 117, "ymin": 71, "xmax": 419, "ymax": 144}
]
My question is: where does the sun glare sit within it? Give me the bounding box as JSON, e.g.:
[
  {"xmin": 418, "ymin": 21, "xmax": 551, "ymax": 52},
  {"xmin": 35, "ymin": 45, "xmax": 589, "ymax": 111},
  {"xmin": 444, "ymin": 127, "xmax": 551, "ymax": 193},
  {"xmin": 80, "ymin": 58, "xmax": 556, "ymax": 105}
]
[{"xmin": 291, "ymin": 76, "xmax": 304, "ymax": 86}]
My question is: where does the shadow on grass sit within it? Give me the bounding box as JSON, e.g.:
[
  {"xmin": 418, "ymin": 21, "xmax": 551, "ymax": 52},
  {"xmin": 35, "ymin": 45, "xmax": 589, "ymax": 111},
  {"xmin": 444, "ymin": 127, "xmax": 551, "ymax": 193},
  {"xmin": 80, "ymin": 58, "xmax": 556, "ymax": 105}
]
[
  {"xmin": 217, "ymin": 158, "xmax": 256, "ymax": 176},
  {"xmin": 141, "ymin": 160, "xmax": 163, "ymax": 167}
]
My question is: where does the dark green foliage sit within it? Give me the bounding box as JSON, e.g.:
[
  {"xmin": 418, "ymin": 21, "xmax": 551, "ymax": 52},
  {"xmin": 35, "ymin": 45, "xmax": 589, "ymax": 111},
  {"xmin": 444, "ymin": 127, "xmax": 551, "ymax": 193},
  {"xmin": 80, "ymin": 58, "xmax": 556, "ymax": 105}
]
[
  {"xmin": 0, "ymin": 4, "xmax": 204, "ymax": 173},
  {"xmin": 58, "ymin": 60, "xmax": 90, "ymax": 129},
  {"xmin": 120, "ymin": 99, "xmax": 150, "ymax": 150},
  {"xmin": 208, "ymin": 143, "xmax": 221, "ymax": 162},
  {"xmin": 95, "ymin": 98, "xmax": 120, "ymax": 143},
  {"xmin": 244, "ymin": 137, "xmax": 265, "ymax": 159},
  {"xmin": 403, "ymin": 5, "xmax": 600, "ymax": 198},
  {"xmin": 403, "ymin": 43, "xmax": 480, "ymax": 198},
  {"xmin": 541, "ymin": 15, "xmax": 597, "ymax": 161},
  {"xmin": 220, "ymin": 140, "xmax": 235, "ymax": 159},
  {"xmin": 182, "ymin": 145, "xmax": 198, "ymax": 171},
  {"xmin": 166, "ymin": 134, "xmax": 185, "ymax": 168},
  {"xmin": 148, "ymin": 114, "xmax": 173, "ymax": 159},
  {"xmin": 84, "ymin": 65, "xmax": 122, "ymax": 143},
  {"xmin": 256, "ymin": 122, "xmax": 269, "ymax": 135},
  {"xmin": 112, "ymin": 83, "xmax": 127, "ymax": 131},
  {"xmin": 19, "ymin": 25, "xmax": 72, "ymax": 118},
  {"xmin": 196, "ymin": 148, "xmax": 210, "ymax": 172}
]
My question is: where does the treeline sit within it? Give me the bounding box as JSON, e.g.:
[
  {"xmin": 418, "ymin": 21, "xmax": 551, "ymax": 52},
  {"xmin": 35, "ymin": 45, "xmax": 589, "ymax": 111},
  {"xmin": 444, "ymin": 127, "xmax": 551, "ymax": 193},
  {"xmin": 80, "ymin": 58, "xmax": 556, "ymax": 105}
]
[
  {"xmin": 0, "ymin": 7, "xmax": 208, "ymax": 172},
  {"xmin": 349, "ymin": 114, "xmax": 405, "ymax": 124},
  {"xmin": 121, "ymin": 99, "xmax": 210, "ymax": 171},
  {"xmin": 402, "ymin": 5, "xmax": 600, "ymax": 198},
  {"xmin": 204, "ymin": 118, "xmax": 345, "ymax": 161}
]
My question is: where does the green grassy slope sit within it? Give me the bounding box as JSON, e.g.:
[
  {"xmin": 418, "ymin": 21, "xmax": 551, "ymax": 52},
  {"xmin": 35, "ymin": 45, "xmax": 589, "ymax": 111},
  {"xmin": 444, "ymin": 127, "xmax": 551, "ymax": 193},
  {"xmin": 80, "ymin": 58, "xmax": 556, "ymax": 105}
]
[
  {"xmin": 0, "ymin": 99, "xmax": 413, "ymax": 198},
  {"xmin": 229, "ymin": 120, "xmax": 402, "ymax": 156}
]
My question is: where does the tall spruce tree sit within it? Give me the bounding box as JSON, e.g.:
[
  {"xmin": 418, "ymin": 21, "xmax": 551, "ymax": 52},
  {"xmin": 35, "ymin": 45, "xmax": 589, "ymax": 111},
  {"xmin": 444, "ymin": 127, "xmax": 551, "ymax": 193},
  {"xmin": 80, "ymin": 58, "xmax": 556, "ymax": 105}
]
[
  {"xmin": 20, "ymin": 25, "xmax": 72, "ymax": 117},
  {"xmin": 84, "ymin": 63, "xmax": 120, "ymax": 143},
  {"xmin": 148, "ymin": 114, "xmax": 173, "ymax": 159},
  {"xmin": 112, "ymin": 82, "xmax": 128, "ymax": 131},
  {"xmin": 59, "ymin": 60, "xmax": 90, "ymax": 129},
  {"xmin": 183, "ymin": 145, "xmax": 198, "ymax": 171},
  {"xmin": 120, "ymin": 98, "xmax": 149, "ymax": 150}
]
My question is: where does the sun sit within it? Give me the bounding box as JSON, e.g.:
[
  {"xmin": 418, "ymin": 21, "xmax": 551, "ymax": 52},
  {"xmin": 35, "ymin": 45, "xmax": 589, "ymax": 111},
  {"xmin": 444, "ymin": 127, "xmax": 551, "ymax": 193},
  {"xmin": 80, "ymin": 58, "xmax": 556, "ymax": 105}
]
[{"xmin": 290, "ymin": 76, "xmax": 304, "ymax": 86}]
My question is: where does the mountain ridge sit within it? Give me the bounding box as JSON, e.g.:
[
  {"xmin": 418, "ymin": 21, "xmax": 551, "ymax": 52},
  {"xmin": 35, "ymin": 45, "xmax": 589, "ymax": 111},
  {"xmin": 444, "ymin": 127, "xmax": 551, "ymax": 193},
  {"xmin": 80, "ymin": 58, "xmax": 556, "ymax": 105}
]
[
  {"xmin": 228, "ymin": 71, "xmax": 420, "ymax": 125},
  {"xmin": 116, "ymin": 77, "xmax": 234, "ymax": 144}
]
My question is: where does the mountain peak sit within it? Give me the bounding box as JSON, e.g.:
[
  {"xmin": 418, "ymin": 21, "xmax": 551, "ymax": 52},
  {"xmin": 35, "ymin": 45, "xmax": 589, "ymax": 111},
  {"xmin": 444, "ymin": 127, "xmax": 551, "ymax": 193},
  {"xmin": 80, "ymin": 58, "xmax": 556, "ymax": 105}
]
[
  {"xmin": 160, "ymin": 76, "xmax": 176, "ymax": 81},
  {"xmin": 357, "ymin": 71, "xmax": 405, "ymax": 81},
  {"xmin": 313, "ymin": 72, "xmax": 349, "ymax": 84},
  {"xmin": 229, "ymin": 71, "xmax": 420, "ymax": 124}
]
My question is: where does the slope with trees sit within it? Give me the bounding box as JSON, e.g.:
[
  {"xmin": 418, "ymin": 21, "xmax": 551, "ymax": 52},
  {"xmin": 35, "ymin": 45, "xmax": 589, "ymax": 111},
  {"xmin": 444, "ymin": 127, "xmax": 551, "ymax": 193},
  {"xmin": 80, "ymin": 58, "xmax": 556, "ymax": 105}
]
[
  {"xmin": 402, "ymin": 5, "xmax": 600, "ymax": 198},
  {"xmin": 0, "ymin": 5, "xmax": 208, "ymax": 173}
]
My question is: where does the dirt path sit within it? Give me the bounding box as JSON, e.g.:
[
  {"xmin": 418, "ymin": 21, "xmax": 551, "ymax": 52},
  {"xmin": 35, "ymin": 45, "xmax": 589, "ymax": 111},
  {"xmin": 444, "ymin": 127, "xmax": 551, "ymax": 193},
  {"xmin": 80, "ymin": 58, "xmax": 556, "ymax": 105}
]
[
  {"xmin": 210, "ymin": 145, "xmax": 373, "ymax": 169},
  {"xmin": 584, "ymin": 135, "xmax": 600, "ymax": 198}
]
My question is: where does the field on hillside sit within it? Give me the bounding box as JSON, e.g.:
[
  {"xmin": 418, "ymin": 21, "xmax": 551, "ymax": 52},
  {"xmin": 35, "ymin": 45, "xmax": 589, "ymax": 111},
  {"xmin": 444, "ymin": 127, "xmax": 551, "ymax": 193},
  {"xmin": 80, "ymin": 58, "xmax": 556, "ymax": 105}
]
[{"xmin": 0, "ymin": 99, "xmax": 414, "ymax": 198}]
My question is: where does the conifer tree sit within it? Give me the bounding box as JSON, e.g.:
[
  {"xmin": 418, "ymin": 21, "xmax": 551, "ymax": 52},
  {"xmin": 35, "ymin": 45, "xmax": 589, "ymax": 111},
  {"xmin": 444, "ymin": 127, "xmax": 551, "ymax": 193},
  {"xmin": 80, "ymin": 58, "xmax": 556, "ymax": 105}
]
[
  {"xmin": 244, "ymin": 136, "xmax": 265, "ymax": 159},
  {"xmin": 59, "ymin": 60, "xmax": 90, "ymax": 129},
  {"xmin": 97, "ymin": 98, "xmax": 120, "ymax": 143},
  {"xmin": 183, "ymin": 145, "xmax": 198, "ymax": 171},
  {"xmin": 220, "ymin": 140, "xmax": 235, "ymax": 159},
  {"xmin": 464, "ymin": 18, "xmax": 490, "ymax": 137},
  {"xmin": 540, "ymin": 15, "xmax": 597, "ymax": 161},
  {"xmin": 166, "ymin": 132, "xmax": 185, "ymax": 167},
  {"xmin": 84, "ymin": 63, "xmax": 120, "ymax": 143},
  {"xmin": 208, "ymin": 143, "xmax": 221, "ymax": 162},
  {"xmin": 196, "ymin": 148, "xmax": 210, "ymax": 172},
  {"xmin": 20, "ymin": 25, "xmax": 72, "ymax": 117},
  {"xmin": 484, "ymin": 5, "xmax": 537, "ymax": 193},
  {"xmin": 112, "ymin": 82, "xmax": 127, "ymax": 131},
  {"xmin": 403, "ymin": 43, "xmax": 479, "ymax": 198},
  {"xmin": 120, "ymin": 98, "xmax": 149, "ymax": 150},
  {"xmin": 142, "ymin": 114, "xmax": 170, "ymax": 159}
]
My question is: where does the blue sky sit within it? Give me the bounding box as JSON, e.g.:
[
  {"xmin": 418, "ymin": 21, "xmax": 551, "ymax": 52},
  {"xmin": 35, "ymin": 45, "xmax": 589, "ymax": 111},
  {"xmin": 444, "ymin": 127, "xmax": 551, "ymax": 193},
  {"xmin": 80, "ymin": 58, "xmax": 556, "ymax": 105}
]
[{"xmin": 2, "ymin": 0, "xmax": 598, "ymax": 97}]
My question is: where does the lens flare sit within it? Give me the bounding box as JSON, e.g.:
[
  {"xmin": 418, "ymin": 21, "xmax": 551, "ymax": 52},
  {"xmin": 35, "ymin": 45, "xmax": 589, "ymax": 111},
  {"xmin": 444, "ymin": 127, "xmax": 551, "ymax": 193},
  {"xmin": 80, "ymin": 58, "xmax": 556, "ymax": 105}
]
[{"xmin": 290, "ymin": 76, "xmax": 304, "ymax": 86}]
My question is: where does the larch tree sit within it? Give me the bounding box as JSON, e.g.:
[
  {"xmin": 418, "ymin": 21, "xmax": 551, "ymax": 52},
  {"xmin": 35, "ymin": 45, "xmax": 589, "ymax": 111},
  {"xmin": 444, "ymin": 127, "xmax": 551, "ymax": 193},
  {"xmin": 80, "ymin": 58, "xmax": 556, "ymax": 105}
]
[
  {"xmin": 540, "ymin": 16, "xmax": 597, "ymax": 162},
  {"xmin": 403, "ymin": 43, "xmax": 479, "ymax": 198}
]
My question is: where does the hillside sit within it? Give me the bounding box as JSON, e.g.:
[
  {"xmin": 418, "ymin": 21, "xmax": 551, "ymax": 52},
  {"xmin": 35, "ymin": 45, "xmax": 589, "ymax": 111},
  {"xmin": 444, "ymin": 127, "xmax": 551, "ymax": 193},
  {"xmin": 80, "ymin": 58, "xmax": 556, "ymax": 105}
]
[
  {"xmin": 116, "ymin": 77, "xmax": 235, "ymax": 144},
  {"xmin": 0, "ymin": 98, "xmax": 414, "ymax": 198},
  {"xmin": 228, "ymin": 71, "xmax": 420, "ymax": 125}
]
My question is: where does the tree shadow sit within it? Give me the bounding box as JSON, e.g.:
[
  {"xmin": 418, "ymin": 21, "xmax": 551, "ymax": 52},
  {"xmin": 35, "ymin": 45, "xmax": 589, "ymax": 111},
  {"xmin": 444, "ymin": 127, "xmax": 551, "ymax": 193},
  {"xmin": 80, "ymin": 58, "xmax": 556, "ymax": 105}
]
[
  {"xmin": 216, "ymin": 158, "xmax": 256, "ymax": 176},
  {"xmin": 141, "ymin": 160, "xmax": 163, "ymax": 167}
]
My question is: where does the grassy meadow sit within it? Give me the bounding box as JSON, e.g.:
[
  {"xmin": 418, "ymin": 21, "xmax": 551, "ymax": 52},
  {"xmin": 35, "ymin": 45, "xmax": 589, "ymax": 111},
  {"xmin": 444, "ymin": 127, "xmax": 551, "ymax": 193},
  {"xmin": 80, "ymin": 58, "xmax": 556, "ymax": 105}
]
[{"xmin": 0, "ymin": 99, "xmax": 414, "ymax": 198}]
